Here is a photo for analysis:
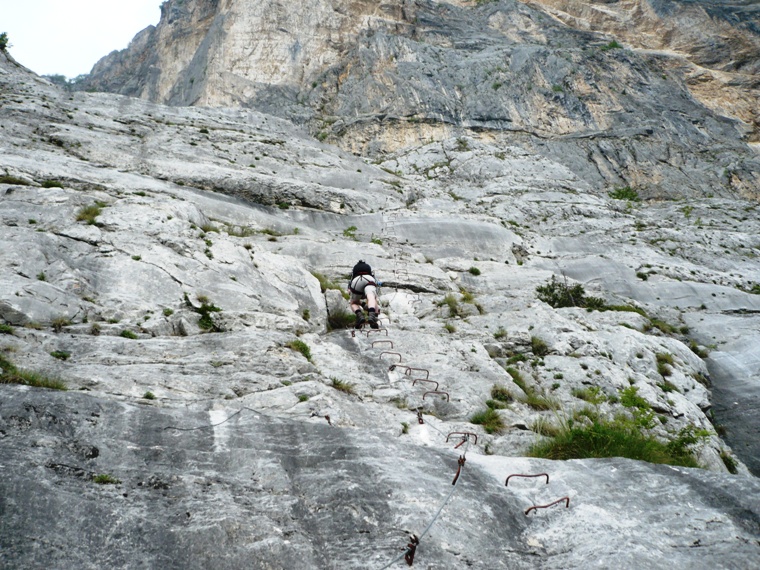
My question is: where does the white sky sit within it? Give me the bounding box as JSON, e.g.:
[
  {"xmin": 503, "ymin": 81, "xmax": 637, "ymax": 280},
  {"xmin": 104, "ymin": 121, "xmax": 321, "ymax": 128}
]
[{"xmin": 0, "ymin": 1, "xmax": 162, "ymax": 78}]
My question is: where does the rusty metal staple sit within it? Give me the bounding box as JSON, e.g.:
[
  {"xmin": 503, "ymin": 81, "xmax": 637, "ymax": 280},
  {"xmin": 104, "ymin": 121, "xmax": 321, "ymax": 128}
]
[
  {"xmin": 525, "ymin": 497, "xmax": 570, "ymax": 515},
  {"xmin": 422, "ymin": 390, "xmax": 450, "ymax": 402},
  {"xmin": 446, "ymin": 432, "xmax": 478, "ymax": 446},
  {"xmin": 505, "ymin": 473, "xmax": 549, "ymax": 486},
  {"xmin": 412, "ymin": 378, "xmax": 439, "ymax": 391},
  {"xmin": 380, "ymin": 352, "xmax": 403, "ymax": 363},
  {"xmin": 403, "ymin": 367, "xmax": 430, "ymax": 380}
]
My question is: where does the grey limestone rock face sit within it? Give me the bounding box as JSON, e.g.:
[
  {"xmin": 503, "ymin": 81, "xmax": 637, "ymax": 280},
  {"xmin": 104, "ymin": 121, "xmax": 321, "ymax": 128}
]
[
  {"xmin": 2, "ymin": 388, "xmax": 759, "ymax": 570},
  {"xmin": 2, "ymin": 31, "xmax": 760, "ymax": 570},
  {"xmin": 78, "ymin": 0, "xmax": 760, "ymax": 199}
]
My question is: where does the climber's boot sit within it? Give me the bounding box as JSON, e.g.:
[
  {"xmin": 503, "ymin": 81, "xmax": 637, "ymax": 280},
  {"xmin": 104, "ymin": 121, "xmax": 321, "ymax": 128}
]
[{"xmin": 368, "ymin": 309, "xmax": 379, "ymax": 329}]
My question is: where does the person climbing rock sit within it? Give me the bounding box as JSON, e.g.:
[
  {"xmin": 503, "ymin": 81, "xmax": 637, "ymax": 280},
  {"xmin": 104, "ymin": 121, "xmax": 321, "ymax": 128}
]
[{"xmin": 348, "ymin": 260, "xmax": 380, "ymax": 329}]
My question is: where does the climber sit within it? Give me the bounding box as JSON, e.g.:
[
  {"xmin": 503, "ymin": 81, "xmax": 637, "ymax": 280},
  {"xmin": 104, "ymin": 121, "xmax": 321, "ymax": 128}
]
[{"xmin": 348, "ymin": 260, "xmax": 380, "ymax": 329}]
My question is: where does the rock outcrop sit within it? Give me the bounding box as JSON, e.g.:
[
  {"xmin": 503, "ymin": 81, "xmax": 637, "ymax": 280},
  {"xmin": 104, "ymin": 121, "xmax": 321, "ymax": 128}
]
[
  {"xmin": 2, "ymin": 13, "xmax": 760, "ymax": 569},
  {"xmin": 80, "ymin": 0, "xmax": 760, "ymax": 199}
]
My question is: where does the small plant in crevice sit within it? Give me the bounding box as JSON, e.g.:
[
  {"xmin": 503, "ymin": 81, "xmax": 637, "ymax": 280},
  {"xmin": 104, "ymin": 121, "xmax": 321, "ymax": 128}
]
[
  {"xmin": 571, "ymin": 386, "xmax": 606, "ymax": 405},
  {"xmin": 326, "ymin": 306, "xmax": 356, "ymax": 331},
  {"xmin": 720, "ymin": 451, "xmax": 738, "ymax": 474},
  {"xmin": 438, "ymin": 293, "xmax": 460, "ymax": 317},
  {"xmin": 50, "ymin": 350, "xmax": 71, "ymax": 361},
  {"xmin": 0, "ymin": 323, "xmax": 15, "ymax": 335},
  {"xmin": 76, "ymin": 203, "xmax": 103, "ymax": 225},
  {"xmin": 470, "ymin": 408, "xmax": 505, "ymax": 434},
  {"xmin": 184, "ymin": 293, "xmax": 223, "ymax": 332},
  {"xmin": 51, "ymin": 316, "xmax": 72, "ymax": 333},
  {"xmin": 120, "ymin": 329, "xmax": 138, "ymax": 340},
  {"xmin": 92, "ymin": 474, "xmax": 121, "ymax": 485},
  {"xmin": 530, "ymin": 336, "xmax": 550, "ymax": 357},
  {"xmin": 298, "ymin": 394, "xmax": 310, "ymax": 402},
  {"xmin": 390, "ymin": 396, "xmax": 408, "ymax": 410},
  {"xmin": 655, "ymin": 353, "xmax": 674, "ymax": 377},
  {"xmin": 401, "ymin": 422, "xmax": 410, "ymax": 435},
  {"xmin": 506, "ymin": 367, "xmax": 528, "ymax": 393},
  {"xmin": 286, "ymin": 339, "xmax": 312, "ymax": 362},
  {"xmin": 342, "ymin": 226, "xmax": 358, "ymax": 240},
  {"xmin": 143, "ymin": 391, "xmax": 156, "ymax": 400},
  {"xmin": 468, "ymin": 267, "xmax": 481, "ymax": 276},
  {"xmin": 330, "ymin": 377, "xmax": 355, "ymax": 395}
]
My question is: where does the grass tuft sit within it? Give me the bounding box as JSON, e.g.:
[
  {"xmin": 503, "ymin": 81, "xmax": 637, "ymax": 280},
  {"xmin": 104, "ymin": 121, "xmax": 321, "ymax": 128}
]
[
  {"xmin": 470, "ymin": 408, "xmax": 505, "ymax": 434},
  {"xmin": 0, "ymin": 355, "xmax": 66, "ymax": 390},
  {"xmin": 286, "ymin": 339, "xmax": 312, "ymax": 362},
  {"xmin": 330, "ymin": 377, "xmax": 355, "ymax": 394}
]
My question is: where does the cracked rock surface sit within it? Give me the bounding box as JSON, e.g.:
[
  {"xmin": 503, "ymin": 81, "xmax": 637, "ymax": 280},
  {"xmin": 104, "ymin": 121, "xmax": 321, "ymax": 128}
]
[{"xmin": 2, "ymin": 29, "xmax": 760, "ymax": 570}]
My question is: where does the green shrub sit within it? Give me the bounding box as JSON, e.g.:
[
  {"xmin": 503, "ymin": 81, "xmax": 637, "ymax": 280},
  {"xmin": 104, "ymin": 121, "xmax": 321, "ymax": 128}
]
[
  {"xmin": 50, "ymin": 350, "xmax": 71, "ymax": 361},
  {"xmin": 608, "ymin": 186, "xmax": 640, "ymax": 201},
  {"xmin": 41, "ymin": 179, "xmax": 63, "ymax": 188},
  {"xmin": 468, "ymin": 267, "xmax": 481, "ymax": 276},
  {"xmin": 493, "ymin": 327, "xmax": 507, "ymax": 340},
  {"xmin": 330, "ymin": 377, "xmax": 355, "ymax": 394},
  {"xmin": 0, "ymin": 33, "xmax": 9, "ymax": 51},
  {"xmin": 620, "ymin": 386, "xmax": 650, "ymax": 410},
  {"xmin": 444, "ymin": 323, "xmax": 456, "ymax": 334},
  {"xmin": 298, "ymin": 394, "xmax": 309, "ymax": 402},
  {"xmin": 342, "ymin": 226, "xmax": 358, "ymax": 239},
  {"xmin": 535, "ymin": 276, "xmax": 587, "ymax": 308},
  {"xmin": 0, "ymin": 355, "xmax": 66, "ymax": 390},
  {"xmin": 163, "ymin": 308, "xmax": 174, "ymax": 317},
  {"xmin": 506, "ymin": 354, "xmax": 526, "ymax": 364},
  {"xmin": 0, "ymin": 323, "xmax": 15, "ymax": 335},
  {"xmin": 470, "ymin": 408, "xmax": 505, "ymax": 434},
  {"xmin": 286, "ymin": 339, "xmax": 312, "ymax": 362},
  {"xmin": 120, "ymin": 330, "xmax": 138, "ymax": 340},
  {"xmin": 143, "ymin": 391, "xmax": 156, "ymax": 400}
]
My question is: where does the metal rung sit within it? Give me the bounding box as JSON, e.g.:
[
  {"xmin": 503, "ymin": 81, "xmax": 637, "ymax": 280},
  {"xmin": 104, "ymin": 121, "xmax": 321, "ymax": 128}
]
[
  {"xmin": 506, "ymin": 473, "xmax": 549, "ymax": 486},
  {"xmin": 525, "ymin": 497, "xmax": 569, "ymax": 515},
  {"xmin": 380, "ymin": 352, "xmax": 403, "ymax": 363},
  {"xmin": 423, "ymin": 390, "xmax": 450, "ymax": 402},
  {"xmin": 412, "ymin": 378, "xmax": 439, "ymax": 390}
]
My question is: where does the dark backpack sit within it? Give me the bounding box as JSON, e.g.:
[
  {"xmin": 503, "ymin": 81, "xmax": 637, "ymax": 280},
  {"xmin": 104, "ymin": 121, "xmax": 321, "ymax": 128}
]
[{"xmin": 352, "ymin": 260, "xmax": 372, "ymax": 277}]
